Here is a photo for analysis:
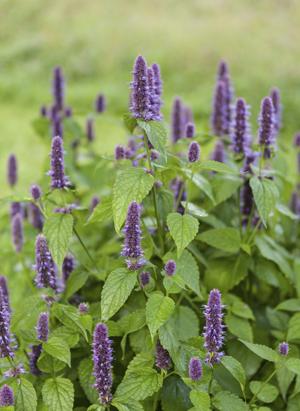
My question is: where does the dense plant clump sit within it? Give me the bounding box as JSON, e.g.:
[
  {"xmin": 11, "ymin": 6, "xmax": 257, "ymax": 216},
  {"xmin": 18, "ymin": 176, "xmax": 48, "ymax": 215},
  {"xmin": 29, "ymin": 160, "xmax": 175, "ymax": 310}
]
[{"xmin": 1, "ymin": 55, "xmax": 300, "ymax": 411}]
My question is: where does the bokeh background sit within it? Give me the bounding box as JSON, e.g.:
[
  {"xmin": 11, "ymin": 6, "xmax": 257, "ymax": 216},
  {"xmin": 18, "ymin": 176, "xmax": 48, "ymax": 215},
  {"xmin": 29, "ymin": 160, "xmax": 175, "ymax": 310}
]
[{"xmin": 1, "ymin": 0, "xmax": 300, "ymax": 195}]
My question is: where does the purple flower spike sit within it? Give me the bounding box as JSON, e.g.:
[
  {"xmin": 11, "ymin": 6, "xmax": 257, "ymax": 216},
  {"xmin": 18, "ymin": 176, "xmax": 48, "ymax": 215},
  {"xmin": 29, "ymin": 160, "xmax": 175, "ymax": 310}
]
[
  {"xmin": 189, "ymin": 357, "xmax": 202, "ymax": 381},
  {"xmin": 270, "ymin": 87, "xmax": 282, "ymax": 134},
  {"xmin": 139, "ymin": 271, "xmax": 150, "ymax": 288},
  {"xmin": 29, "ymin": 344, "xmax": 42, "ymax": 376},
  {"xmin": 121, "ymin": 201, "xmax": 145, "ymax": 271},
  {"xmin": 37, "ymin": 312, "xmax": 49, "ymax": 342},
  {"xmin": 95, "ymin": 94, "xmax": 106, "ymax": 113},
  {"xmin": 52, "ymin": 114, "xmax": 63, "ymax": 139},
  {"xmin": 62, "ymin": 254, "xmax": 76, "ymax": 283},
  {"xmin": 211, "ymin": 81, "xmax": 226, "ymax": 137},
  {"xmin": 0, "ymin": 277, "xmax": 10, "ymax": 312},
  {"xmin": 0, "ymin": 288, "xmax": 13, "ymax": 358},
  {"xmin": 294, "ymin": 133, "xmax": 300, "ymax": 147},
  {"xmin": 152, "ymin": 63, "xmax": 163, "ymax": 119},
  {"xmin": 130, "ymin": 55, "xmax": 150, "ymax": 120},
  {"xmin": 290, "ymin": 191, "xmax": 300, "ymax": 215},
  {"xmin": 31, "ymin": 184, "xmax": 42, "ymax": 201},
  {"xmin": 28, "ymin": 203, "xmax": 43, "ymax": 231},
  {"xmin": 278, "ymin": 341, "xmax": 289, "ymax": 356},
  {"xmin": 231, "ymin": 98, "xmax": 251, "ymax": 155},
  {"xmin": 52, "ymin": 66, "xmax": 64, "ymax": 111},
  {"xmin": 79, "ymin": 303, "xmax": 89, "ymax": 314},
  {"xmin": 10, "ymin": 202, "xmax": 22, "ymax": 218},
  {"xmin": 258, "ymin": 97, "xmax": 275, "ymax": 158},
  {"xmin": 217, "ymin": 60, "xmax": 233, "ymax": 134},
  {"xmin": 11, "ymin": 213, "xmax": 23, "ymax": 253},
  {"xmin": 92, "ymin": 323, "xmax": 113, "ymax": 405},
  {"xmin": 240, "ymin": 181, "xmax": 253, "ymax": 226},
  {"xmin": 90, "ymin": 196, "xmax": 100, "ymax": 213},
  {"xmin": 165, "ymin": 260, "xmax": 176, "ymax": 276},
  {"xmin": 0, "ymin": 385, "xmax": 14, "ymax": 406},
  {"xmin": 86, "ymin": 118, "xmax": 95, "ymax": 142},
  {"xmin": 171, "ymin": 97, "xmax": 184, "ymax": 143},
  {"xmin": 188, "ymin": 141, "xmax": 200, "ymax": 163},
  {"xmin": 7, "ymin": 154, "xmax": 17, "ymax": 187},
  {"xmin": 34, "ymin": 234, "xmax": 57, "ymax": 291},
  {"xmin": 115, "ymin": 145, "xmax": 125, "ymax": 160},
  {"xmin": 185, "ymin": 122, "xmax": 195, "ymax": 138},
  {"xmin": 49, "ymin": 136, "xmax": 68, "ymax": 189},
  {"xmin": 155, "ymin": 341, "xmax": 172, "ymax": 370},
  {"xmin": 211, "ymin": 140, "xmax": 225, "ymax": 163},
  {"xmin": 64, "ymin": 106, "xmax": 72, "ymax": 117},
  {"xmin": 203, "ymin": 289, "xmax": 225, "ymax": 365},
  {"xmin": 40, "ymin": 105, "xmax": 47, "ymax": 117}
]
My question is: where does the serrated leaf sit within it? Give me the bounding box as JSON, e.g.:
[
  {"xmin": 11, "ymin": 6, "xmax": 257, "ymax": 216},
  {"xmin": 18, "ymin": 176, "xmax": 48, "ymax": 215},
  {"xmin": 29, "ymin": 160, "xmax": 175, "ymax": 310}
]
[
  {"xmin": 42, "ymin": 378, "xmax": 74, "ymax": 411},
  {"xmin": 43, "ymin": 336, "xmax": 71, "ymax": 366},
  {"xmin": 249, "ymin": 381, "xmax": 278, "ymax": 403},
  {"xmin": 222, "ymin": 356, "xmax": 246, "ymax": 389},
  {"xmin": 64, "ymin": 269, "xmax": 89, "ymax": 299},
  {"xmin": 43, "ymin": 213, "xmax": 74, "ymax": 269},
  {"xmin": 176, "ymin": 250, "xmax": 201, "ymax": 296},
  {"xmin": 198, "ymin": 227, "xmax": 241, "ymax": 253},
  {"xmin": 78, "ymin": 358, "xmax": 99, "ymax": 404},
  {"xmin": 112, "ymin": 167, "xmax": 154, "ymax": 232},
  {"xmin": 52, "ymin": 303, "xmax": 88, "ymax": 340},
  {"xmin": 198, "ymin": 160, "xmax": 237, "ymax": 174},
  {"xmin": 181, "ymin": 201, "xmax": 208, "ymax": 218},
  {"xmin": 213, "ymin": 391, "xmax": 249, "ymax": 411},
  {"xmin": 276, "ymin": 299, "xmax": 300, "ymax": 312},
  {"xmin": 287, "ymin": 313, "xmax": 300, "ymax": 342},
  {"xmin": 250, "ymin": 177, "xmax": 279, "ymax": 227},
  {"xmin": 161, "ymin": 375, "xmax": 192, "ymax": 411},
  {"xmin": 184, "ymin": 169, "xmax": 214, "ymax": 202},
  {"xmin": 286, "ymin": 358, "xmax": 300, "ymax": 376},
  {"xmin": 276, "ymin": 361, "xmax": 295, "ymax": 399},
  {"xmin": 138, "ymin": 120, "xmax": 167, "ymax": 160},
  {"xmin": 50, "ymin": 327, "xmax": 79, "ymax": 348},
  {"xmin": 167, "ymin": 212, "xmax": 199, "ymax": 256},
  {"xmin": 87, "ymin": 196, "xmax": 113, "ymax": 224},
  {"xmin": 226, "ymin": 314, "xmax": 253, "ymax": 342},
  {"xmin": 101, "ymin": 268, "xmax": 137, "ymax": 321},
  {"xmin": 239, "ymin": 340, "xmax": 280, "ymax": 362},
  {"xmin": 211, "ymin": 175, "xmax": 242, "ymax": 206},
  {"xmin": 190, "ymin": 390, "xmax": 210, "ymax": 410},
  {"xmin": 38, "ymin": 352, "xmax": 66, "ymax": 373},
  {"xmin": 13, "ymin": 378, "xmax": 37, "ymax": 411},
  {"xmin": 146, "ymin": 293, "xmax": 175, "ymax": 339}
]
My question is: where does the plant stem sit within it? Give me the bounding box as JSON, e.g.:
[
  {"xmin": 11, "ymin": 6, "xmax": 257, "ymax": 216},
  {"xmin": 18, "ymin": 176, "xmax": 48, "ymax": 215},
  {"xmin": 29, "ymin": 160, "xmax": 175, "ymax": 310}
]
[
  {"xmin": 73, "ymin": 227, "xmax": 98, "ymax": 271},
  {"xmin": 249, "ymin": 368, "xmax": 276, "ymax": 406}
]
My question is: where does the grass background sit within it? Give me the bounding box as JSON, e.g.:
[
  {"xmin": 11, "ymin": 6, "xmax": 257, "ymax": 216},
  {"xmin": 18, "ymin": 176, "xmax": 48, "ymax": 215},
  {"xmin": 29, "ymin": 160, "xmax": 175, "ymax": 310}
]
[{"xmin": 1, "ymin": 0, "xmax": 300, "ymax": 195}]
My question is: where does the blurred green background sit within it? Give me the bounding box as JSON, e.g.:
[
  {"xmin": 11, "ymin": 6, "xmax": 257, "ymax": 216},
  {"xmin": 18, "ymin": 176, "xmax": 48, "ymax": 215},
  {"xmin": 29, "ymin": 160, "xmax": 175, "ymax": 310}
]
[{"xmin": 1, "ymin": 0, "xmax": 300, "ymax": 195}]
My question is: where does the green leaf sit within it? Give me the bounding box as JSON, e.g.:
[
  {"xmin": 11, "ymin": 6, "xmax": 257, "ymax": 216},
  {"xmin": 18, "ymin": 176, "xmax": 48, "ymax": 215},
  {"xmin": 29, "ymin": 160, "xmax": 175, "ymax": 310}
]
[
  {"xmin": 239, "ymin": 340, "xmax": 280, "ymax": 362},
  {"xmin": 276, "ymin": 299, "xmax": 300, "ymax": 312},
  {"xmin": 43, "ymin": 336, "xmax": 71, "ymax": 366},
  {"xmin": 78, "ymin": 358, "xmax": 99, "ymax": 404},
  {"xmin": 287, "ymin": 313, "xmax": 300, "ymax": 342},
  {"xmin": 64, "ymin": 269, "xmax": 89, "ymax": 299},
  {"xmin": 87, "ymin": 196, "xmax": 113, "ymax": 224},
  {"xmin": 112, "ymin": 400, "xmax": 143, "ymax": 411},
  {"xmin": 249, "ymin": 381, "xmax": 279, "ymax": 403},
  {"xmin": 276, "ymin": 361, "xmax": 295, "ymax": 399},
  {"xmin": 101, "ymin": 268, "xmax": 137, "ymax": 321},
  {"xmin": 52, "ymin": 303, "xmax": 88, "ymax": 340},
  {"xmin": 250, "ymin": 176, "xmax": 279, "ymax": 227},
  {"xmin": 184, "ymin": 170, "xmax": 214, "ymax": 202},
  {"xmin": 146, "ymin": 293, "xmax": 175, "ymax": 339},
  {"xmin": 226, "ymin": 314, "xmax": 253, "ymax": 342},
  {"xmin": 167, "ymin": 212, "xmax": 199, "ymax": 256},
  {"xmin": 198, "ymin": 227, "xmax": 241, "ymax": 253},
  {"xmin": 13, "ymin": 377, "xmax": 37, "ymax": 411},
  {"xmin": 161, "ymin": 375, "xmax": 192, "ymax": 411},
  {"xmin": 112, "ymin": 167, "xmax": 154, "ymax": 232},
  {"xmin": 181, "ymin": 201, "xmax": 208, "ymax": 218},
  {"xmin": 286, "ymin": 358, "xmax": 300, "ymax": 376},
  {"xmin": 42, "ymin": 378, "xmax": 74, "ymax": 411},
  {"xmin": 211, "ymin": 175, "xmax": 242, "ymax": 206},
  {"xmin": 221, "ymin": 356, "xmax": 246, "ymax": 389},
  {"xmin": 231, "ymin": 301, "xmax": 254, "ymax": 320},
  {"xmin": 213, "ymin": 391, "xmax": 249, "ymax": 411},
  {"xmin": 137, "ymin": 120, "xmax": 167, "ymax": 160},
  {"xmin": 276, "ymin": 203, "xmax": 299, "ymax": 220},
  {"xmin": 176, "ymin": 250, "xmax": 201, "ymax": 296},
  {"xmin": 198, "ymin": 160, "xmax": 237, "ymax": 174},
  {"xmin": 50, "ymin": 326, "xmax": 79, "ymax": 348},
  {"xmin": 43, "ymin": 213, "xmax": 74, "ymax": 269},
  {"xmin": 190, "ymin": 390, "xmax": 210, "ymax": 410},
  {"xmin": 38, "ymin": 352, "xmax": 66, "ymax": 374}
]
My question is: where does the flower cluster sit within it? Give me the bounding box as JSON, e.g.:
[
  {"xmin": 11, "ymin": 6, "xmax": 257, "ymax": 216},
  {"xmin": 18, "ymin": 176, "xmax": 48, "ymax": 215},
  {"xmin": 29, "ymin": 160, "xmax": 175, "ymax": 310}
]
[{"xmin": 34, "ymin": 234, "xmax": 57, "ymax": 291}]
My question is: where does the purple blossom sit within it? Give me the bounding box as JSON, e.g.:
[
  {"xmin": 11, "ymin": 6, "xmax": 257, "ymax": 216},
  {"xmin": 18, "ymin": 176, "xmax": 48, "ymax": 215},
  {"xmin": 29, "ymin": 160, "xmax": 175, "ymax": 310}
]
[
  {"xmin": 294, "ymin": 133, "xmax": 300, "ymax": 147},
  {"xmin": 139, "ymin": 271, "xmax": 151, "ymax": 288},
  {"xmin": 185, "ymin": 122, "xmax": 195, "ymax": 138},
  {"xmin": 145, "ymin": 67, "xmax": 157, "ymax": 121},
  {"xmin": 258, "ymin": 97, "xmax": 275, "ymax": 158},
  {"xmin": 183, "ymin": 106, "xmax": 193, "ymax": 126},
  {"xmin": 0, "ymin": 288, "xmax": 13, "ymax": 358},
  {"xmin": 231, "ymin": 98, "xmax": 251, "ymax": 155},
  {"xmin": 28, "ymin": 203, "xmax": 43, "ymax": 231},
  {"xmin": 29, "ymin": 344, "xmax": 42, "ymax": 376},
  {"xmin": 52, "ymin": 66, "xmax": 64, "ymax": 111},
  {"xmin": 290, "ymin": 191, "xmax": 300, "ymax": 215},
  {"xmin": 155, "ymin": 341, "xmax": 172, "ymax": 370},
  {"xmin": 217, "ymin": 60, "xmax": 233, "ymax": 134},
  {"xmin": 49, "ymin": 136, "xmax": 68, "ymax": 189},
  {"xmin": 40, "ymin": 105, "xmax": 47, "ymax": 117},
  {"xmin": 79, "ymin": 303, "xmax": 89, "ymax": 314},
  {"xmin": 0, "ymin": 277, "xmax": 10, "ymax": 312},
  {"xmin": 240, "ymin": 181, "xmax": 253, "ymax": 226},
  {"xmin": 203, "ymin": 289, "xmax": 225, "ymax": 365},
  {"xmin": 95, "ymin": 94, "xmax": 106, "ymax": 113},
  {"xmin": 11, "ymin": 213, "xmax": 23, "ymax": 253},
  {"xmin": 92, "ymin": 323, "xmax": 113, "ymax": 405},
  {"xmin": 4, "ymin": 364, "xmax": 25, "ymax": 378},
  {"xmin": 121, "ymin": 201, "xmax": 145, "ymax": 270},
  {"xmin": 211, "ymin": 81, "xmax": 226, "ymax": 136},
  {"xmin": 278, "ymin": 341, "xmax": 289, "ymax": 356},
  {"xmin": 37, "ymin": 312, "xmax": 49, "ymax": 342},
  {"xmin": 130, "ymin": 55, "xmax": 150, "ymax": 120},
  {"xmin": 52, "ymin": 113, "xmax": 63, "ymax": 139},
  {"xmin": 211, "ymin": 140, "xmax": 225, "ymax": 163},
  {"xmin": 10, "ymin": 202, "xmax": 22, "ymax": 218},
  {"xmin": 64, "ymin": 106, "xmax": 72, "ymax": 117},
  {"xmin": 164, "ymin": 260, "xmax": 176, "ymax": 276},
  {"xmin": 34, "ymin": 234, "xmax": 57, "ymax": 291},
  {"xmin": 188, "ymin": 141, "xmax": 200, "ymax": 163},
  {"xmin": 115, "ymin": 145, "xmax": 125, "ymax": 160},
  {"xmin": 0, "ymin": 385, "xmax": 14, "ymax": 406},
  {"xmin": 31, "ymin": 184, "xmax": 42, "ymax": 201},
  {"xmin": 171, "ymin": 97, "xmax": 184, "ymax": 143},
  {"xmin": 90, "ymin": 196, "xmax": 100, "ymax": 213},
  {"xmin": 270, "ymin": 87, "xmax": 281, "ymax": 134},
  {"xmin": 7, "ymin": 154, "xmax": 17, "ymax": 187},
  {"xmin": 188, "ymin": 357, "xmax": 202, "ymax": 381},
  {"xmin": 62, "ymin": 255, "xmax": 76, "ymax": 283},
  {"xmin": 152, "ymin": 63, "xmax": 163, "ymax": 119},
  {"xmin": 86, "ymin": 117, "xmax": 95, "ymax": 142}
]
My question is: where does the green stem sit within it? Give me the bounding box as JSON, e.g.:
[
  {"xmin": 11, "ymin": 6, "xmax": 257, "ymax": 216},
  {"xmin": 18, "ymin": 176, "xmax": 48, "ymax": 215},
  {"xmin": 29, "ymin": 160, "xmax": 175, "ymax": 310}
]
[
  {"xmin": 246, "ymin": 218, "xmax": 261, "ymax": 245},
  {"xmin": 73, "ymin": 227, "xmax": 98, "ymax": 271},
  {"xmin": 249, "ymin": 369, "xmax": 276, "ymax": 406}
]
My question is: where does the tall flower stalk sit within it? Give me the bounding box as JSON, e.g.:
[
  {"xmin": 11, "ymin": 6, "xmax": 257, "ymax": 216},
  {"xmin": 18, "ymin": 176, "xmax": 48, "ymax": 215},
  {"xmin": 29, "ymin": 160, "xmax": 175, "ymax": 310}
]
[
  {"xmin": 49, "ymin": 136, "xmax": 68, "ymax": 189},
  {"xmin": 34, "ymin": 234, "xmax": 57, "ymax": 291}
]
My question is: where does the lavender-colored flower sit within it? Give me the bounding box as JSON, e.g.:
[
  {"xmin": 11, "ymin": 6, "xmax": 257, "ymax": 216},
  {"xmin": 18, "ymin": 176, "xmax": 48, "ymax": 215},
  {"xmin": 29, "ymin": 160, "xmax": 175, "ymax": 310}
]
[
  {"xmin": 40, "ymin": 105, "xmax": 47, "ymax": 117},
  {"xmin": 28, "ymin": 203, "xmax": 43, "ymax": 231},
  {"xmin": 290, "ymin": 191, "xmax": 300, "ymax": 215},
  {"xmin": 0, "ymin": 385, "xmax": 14, "ymax": 406},
  {"xmin": 34, "ymin": 234, "xmax": 57, "ymax": 291},
  {"xmin": 31, "ymin": 184, "xmax": 42, "ymax": 201},
  {"xmin": 62, "ymin": 254, "xmax": 76, "ymax": 283},
  {"xmin": 95, "ymin": 94, "xmax": 106, "ymax": 113},
  {"xmin": 152, "ymin": 63, "xmax": 163, "ymax": 119},
  {"xmin": 90, "ymin": 196, "xmax": 100, "ymax": 213},
  {"xmin": 270, "ymin": 87, "xmax": 281, "ymax": 134},
  {"xmin": 4, "ymin": 364, "xmax": 25, "ymax": 378},
  {"xmin": 211, "ymin": 81, "xmax": 226, "ymax": 136},
  {"xmin": 37, "ymin": 312, "xmax": 49, "ymax": 342},
  {"xmin": 52, "ymin": 66, "xmax": 64, "ymax": 111},
  {"xmin": 171, "ymin": 97, "xmax": 184, "ymax": 143},
  {"xmin": 231, "ymin": 98, "xmax": 251, "ymax": 155},
  {"xmin": 211, "ymin": 141, "xmax": 225, "ymax": 163},
  {"xmin": 92, "ymin": 323, "xmax": 113, "ymax": 405},
  {"xmin": 203, "ymin": 288, "xmax": 225, "ymax": 365},
  {"xmin": 79, "ymin": 303, "xmax": 89, "ymax": 314},
  {"xmin": 240, "ymin": 181, "xmax": 253, "ymax": 226},
  {"xmin": 0, "ymin": 288, "xmax": 13, "ymax": 358},
  {"xmin": 183, "ymin": 106, "xmax": 194, "ymax": 126},
  {"xmin": 164, "ymin": 260, "xmax": 176, "ymax": 276},
  {"xmin": 188, "ymin": 141, "xmax": 200, "ymax": 163},
  {"xmin": 115, "ymin": 145, "xmax": 125, "ymax": 160},
  {"xmin": 217, "ymin": 60, "xmax": 233, "ymax": 134},
  {"xmin": 258, "ymin": 97, "xmax": 275, "ymax": 158},
  {"xmin": 155, "ymin": 341, "xmax": 172, "ymax": 370},
  {"xmin": 294, "ymin": 133, "xmax": 300, "ymax": 147},
  {"xmin": 49, "ymin": 136, "xmax": 68, "ymax": 189},
  {"xmin": 7, "ymin": 154, "xmax": 17, "ymax": 187},
  {"xmin": 54, "ymin": 204, "xmax": 76, "ymax": 214},
  {"xmin": 11, "ymin": 213, "xmax": 23, "ymax": 253},
  {"xmin": 185, "ymin": 122, "xmax": 195, "ymax": 138},
  {"xmin": 121, "ymin": 201, "xmax": 145, "ymax": 270},
  {"xmin": 52, "ymin": 113, "xmax": 63, "ymax": 139},
  {"xmin": 278, "ymin": 341, "xmax": 289, "ymax": 356},
  {"xmin": 130, "ymin": 55, "xmax": 150, "ymax": 120},
  {"xmin": 86, "ymin": 117, "xmax": 95, "ymax": 142},
  {"xmin": 29, "ymin": 344, "xmax": 42, "ymax": 376},
  {"xmin": 10, "ymin": 202, "xmax": 22, "ymax": 218},
  {"xmin": 139, "ymin": 271, "xmax": 150, "ymax": 288},
  {"xmin": 0, "ymin": 277, "xmax": 10, "ymax": 312},
  {"xmin": 189, "ymin": 357, "xmax": 202, "ymax": 381},
  {"xmin": 64, "ymin": 106, "xmax": 72, "ymax": 117},
  {"xmin": 145, "ymin": 67, "xmax": 158, "ymax": 121}
]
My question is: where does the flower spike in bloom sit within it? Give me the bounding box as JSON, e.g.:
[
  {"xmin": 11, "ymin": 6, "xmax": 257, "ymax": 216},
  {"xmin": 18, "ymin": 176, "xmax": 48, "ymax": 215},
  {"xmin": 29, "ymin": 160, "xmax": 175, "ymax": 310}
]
[
  {"xmin": 0, "ymin": 277, "xmax": 10, "ymax": 312},
  {"xmin": 62, "ymin": 254, "xmax": 76, "ymax": 283},
  {"xmin": 49, "ymin": 136, "xmax": 68, "ymax": 189},
  {"xmin": 270, "ymin": 87, "xmax": 282, "ymax": 135},
  {"xmin": 171, "ymin": 97, "xmax": 184, "ymax": 143},
  {"xmin": 86, "ymin": 117, "xmax": 95, "ymax": 142},
  {"xmin": 11, "ymin": 213, "xmax": 23, "ymax": 253},
  {"xmin": 185, "ymin": 122, "xmax": 195, "ymax": 138},
  {"xmin": 95, "ymin": 94, "xmax": 106, "ymax": 113},
  {"xmin": 188, "ymin": 141, "xmax": 200, "ymax": 163},
  {"xmin": 155, "ymin": 340, "xmax": 172, "ymax": 370},
  {"xmin": 0, "ymin": 385, "xmax": 14, "ymax": 406},
  {"xmin": 52, "ymin": 66, "xmax": 65, "ymax": 111},
  {"xmin": 152, "ymin": 63, "xmax": 163, "ymax": 119},
  {"xmin": 130, "ymin": 55, "xmax": 150, "ymax": 120},
  {"xmin": 211, "ymin": 140, "xmax": 225, "ymax": 163},
  {"xmin": 278, "ymin": 341, "xmax": 289, "ymax": 356},
  {"xmin": 217, "ymin": 60, "xmax": 233, "ymax": 134},
  {"xmin": 189, "ymin": 357, "xmax": 202, "ymax": 381},
  {"xmin": 258, "ymin": 97, "xmax": 275, "ymax": 158},
  {"xmin": 139, "ymin": 271, "xmax": 151, "ymax": 288},
  {"xmin": 7, "ymin": 154, "xmax": 17, "ymax": 187},
  {"xmin": 36, "ymin": 312, "xmax": 49, "ymax": 342},
  {"xmin": 0, "ymin": 288, "xmax": 13, "ymax": 358},
  {"xmin": 34, "ymin": 234, "xmax": 57, "ymax": 291},
  {"xmin": 231, "ymin": 98, "xmax": 251, "ymax": 155},
  {"xmin": 164, "ymin": 260, "xmax": 176, "ymax": 276},
  {"xmin": 211, "ymin": 81, "xmax": 226, "ymax": 136}
]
